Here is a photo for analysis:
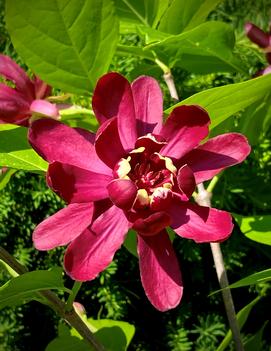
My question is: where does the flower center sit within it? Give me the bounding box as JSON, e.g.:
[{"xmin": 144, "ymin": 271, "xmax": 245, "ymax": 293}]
[{"xmin": 113, "ymin": 134, "xmax": 176, "ymax": 210}]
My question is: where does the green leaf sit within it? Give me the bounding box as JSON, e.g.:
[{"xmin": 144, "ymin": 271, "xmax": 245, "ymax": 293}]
[
  {"xmin": 46, "ymin": 336, "xmax": 89, "ymax": 351},
  {"xmin": 88, "ymin": 319, "xmax": 135, "ymax": 351},
  {"xmin": 114, "ymin": 0, "xmax": 169, "ymax": 28},
  {"xmin": 234, "ymin": 214, "xmax": 271, "ymax": 246},
  {"xmin": 165, "ymin": 72, "xmax": 271, "ymax": 129},
  {"xmin": 244, "ymin": 321, "xmax": 268, "ymax": 351},
  {"xmin": 239, "ymin": 96, "xmax": 271, "ymax": 145},
  {"xmin": 158, "ymin": 0, "xmax": 223, "ymax": 34},
  {"xmin": 216, "ymin": 297, "xmax": 261, "ymax": 351},
  {"xmin": 123, "ymin": 230, "xmax": 138, "ymax": 258},
  {"xmin": 0, "ymin": 168, "xmax": 16, "ymax": 191},
  {"xmin": 227, "ymin": 269, "xmax": 271, "ymax": 289},
  {"xmin": 0, "ymin": 124, "xmax": 48, "ymax": 173},
  {"xmin": 146, "ymin": 22, "xmax": 244, "ymax": 73},
  {"xmin": 6, "ymin": 0, "xmax": 119, "ymax": 95},
  {"xmin": 0, "ymin": 269, "xmax": 66, "ymax": 309}
]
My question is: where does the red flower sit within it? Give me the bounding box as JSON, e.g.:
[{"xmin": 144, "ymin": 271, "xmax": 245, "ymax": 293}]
[
  {"xmin": 28, "ymin": 73, "xmax": 250, "ymax": 311},
  {"xmin": 0, "ymin": 55, "xmax": 59, "ymax": 126},
  {"xmin": 245, "ymin": 22, "xmax": 271, "ymax": 74}
]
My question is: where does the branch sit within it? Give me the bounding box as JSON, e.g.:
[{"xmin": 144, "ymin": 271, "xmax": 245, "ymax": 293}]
[
  {"xmin": 162, "ymin": 70, "xmax": 244, "ymax": 350},
  {"xmin": 195, "ymin": 185, "xmax": 244, "ymax": 351},
  {"xmin": 0, "ymin": 247, "xmax": 105, "ymax": 351}
]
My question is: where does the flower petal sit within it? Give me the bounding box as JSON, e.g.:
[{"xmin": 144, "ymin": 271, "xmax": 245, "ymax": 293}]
[
  {"xmin": 180, "ymin": 133, "xmax": 251, "ymax": 183},
  {"xmin": 33, "ymin": 203, "xmax": 93, "ymax": 250},
  {"xmin": 0, "ymin": 83, "xmax": 30, "ymax": 123},
  {"xmin": 30, "ymin": 99, "xmax": 59, "ymax": 119},
  {"xmin": 64, "ymin": 205, "xmax": 129, "ymax": 281},
  {"xmin": 47, "ymin": 162, "xmax": 112, "ymax": 203},
  {"xmin": 33, "ymin": 76, "xmax": 52, "ymax": 99},
  {"xmin": 177, "ymin": 164, "xmax": 196, "ymax": 200},
  {"xmin": 28, "ymin": 119, "xmax": 111, "ymax": 174},
  {"xmin": 170, "ymin": 201, "xmax": 233, "ymax": 243},
  {"xmin": 131, "ymin": 76, "xmax": 163, "ymax": 135},
  {"xmin": 160, "ymin": 105, "xmax": 210, "ymax": 159},
  {"xmin": 107, "ymin": 178, "xmax": 137, "ymax": 210},
  {"xmin": 92, "ymin": 72, "xmax": 137, "ymax": 150},
  {"xmin": 0, "ymin": 55, "xmax": 34, "ymax": 101},
  {"xmin": 137, "ymin": 230, "xmax": 183, "ymax": 311},
  {"xmin": 245, "ymin": 23, "xmax": 270, "ymax": 48},
  {"xmin": 95, "ymin": 117, "xmax": 126, "ymax": 169},
  {"xmin": 132, "ymin": 211, "xmax": 171, "ymax": 236}
]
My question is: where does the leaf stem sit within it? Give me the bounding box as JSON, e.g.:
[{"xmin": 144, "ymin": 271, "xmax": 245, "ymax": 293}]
[
  {"xmin": 0, "ymin": 246, "xmax": 105, "ymax": 351},
  {"xmin": 65, "ymin": 281, "xmax": 82, "ymax": 312}
]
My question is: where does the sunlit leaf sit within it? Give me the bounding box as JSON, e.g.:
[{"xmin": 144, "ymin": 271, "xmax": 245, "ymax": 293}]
[
  {"xmin": 6, "ymin": 0, "xmax": 119, "ymax": 94},
  {"xmin": 234, "ymin": 214, "xmax": 271, "ymax": 246},
  {"xmin": 0, "ymin": 124, "xmax": 48, "ymax": 173},
  {"xmin": 165, "ymin": 73, "xmax": 271, "ymax": 129},
  {"xmin": 0, "ymin": 268, "xmax": 66, "ymax": 309}
]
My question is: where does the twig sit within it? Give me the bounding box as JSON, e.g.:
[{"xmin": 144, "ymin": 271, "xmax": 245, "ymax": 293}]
[
  {"xmin": 195, "ymin": 185, "xmax": 244, "ymax": 351},
  {"xmin": 163, "ymin": 70, "xmax": 244, "ymax": 350},
  {"xmin": 0, "ymin": 246, "xmax": 105, "ymax": 351}
]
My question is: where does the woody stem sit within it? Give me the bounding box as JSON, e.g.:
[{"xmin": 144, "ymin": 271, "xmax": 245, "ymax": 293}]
[
  {"xmin": 196, "ymin": 184, "xmax": 244, "ymax": 351},
  {"xmin": 163, "ymin": 72, "xmax": 244, "ymax": 351},
  {"xmin": 0, "ymin": 246, "xmax": 105, "ymax": 351}
]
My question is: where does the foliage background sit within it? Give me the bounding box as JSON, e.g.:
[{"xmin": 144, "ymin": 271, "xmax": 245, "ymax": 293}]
[{"xmin": 0, "ymin": 0, "xmax": 271, "ymax": 350}]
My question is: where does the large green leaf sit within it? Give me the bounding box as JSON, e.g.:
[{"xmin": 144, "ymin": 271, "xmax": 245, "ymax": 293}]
[
  {"xmin": 216, "ymin": 297, "xmax": 261, "ymax": 351},
  {"xmin": 234, "ymin": 214, "xmax": 271, "ymax": 246},
  {"xmin": 165, "ymin": 73, "xmax": 271, "ymax": 129},
  {"xmin": 0, "ymin": 124, "xmax": 48, "ymax": 173},
  {"xmin": 158, "ymin": 0, "xmax": 223, "ymax": 34},
  {"xmin": 0, "ymin": 269, "xmax": 66, "ymax": 309},
  {"xmin": 114, "ymin": 0, "xmax": 169, "ymax": 28},
  {"xmin": 6, "ymin": 0, "xmax": 119, "ymax": 95},
  {"xmin": 145, "ymin": 22, "xmax": 244, "ymax": 73}
]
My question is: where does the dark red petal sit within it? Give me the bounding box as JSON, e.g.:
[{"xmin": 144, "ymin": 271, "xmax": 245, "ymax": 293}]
[
  {"xmin": 266, "ymin": 53, "xmax": 271, "ymax": 65},
  {"xmin": 160, "ymin": 105, "xmax": 210, "ymax": 160},
  {"xmin": 33, "ymin": 203, "xmax": 93, "ymax": 250},
  {"xmin": 245, "ymin": 22, "xmax": 270, "ymax": 48},
  {"xmin": 177, "ymin": 164, "xmax": 196, "ymax": 200},
  {"xmin": 107, "ymin": 179, "xmax": 137, "ymax": 210},
  {"xmin": 95, "ymin": 117, "xmax": 126, "ymax": 169},
  {"xmin": 47, "ymin": 162, "xmax": 112, "ymax": 203},
  {"xmin": 92, "ymin": 72, "xmax": 137, "ymax": 150},
  {"xmin": 64, "ymin": 205, "xmax": 129, "ymax": 281},
  {"xmin": 33, "ymin": 76, "xmax": 52, "ymax": 99},
  {"xmin": 132, "ymin": 211, "xmax": 171, "ymax": 236},
  {"xmin": 138, "ymin": 230, "xmax": 183, "ymax": 311},
  {"xmin": 28, "ymin": 119, "xmax": 111, "ymax": 175},
  {"xmin": 0, "ymin": 55, "xmax": 34, "ymax": 101},
  {"xmin": 0, "ymin": 83, "xmax": 30, "ymax": 123},
  {"xmin": 170, "ymin": 201, "xmax": 233, "ymax": 243},
  {"xmin": 131, "ymin": 76, "xmax": 163, "ymax": 135},
  {"xmin": 135, "ymin": 134, "xmax": 166, "ymax": 155},
  {"xmin": 181, "ymin": 133, "xmax": 251, "ymax": 183}
]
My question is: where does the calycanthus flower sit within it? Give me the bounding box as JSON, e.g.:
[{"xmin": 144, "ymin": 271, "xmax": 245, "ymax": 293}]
[
  {"xmin": 245, "ymin": 22, "xmax": 271, "ymax": 75},
  {"xmin": 0, "ymin": 55, "xmax": 59, "ymax": 126},
  {"xmin": 28, "ymin": 73, "xmax": 251, "ymax": 311}
]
